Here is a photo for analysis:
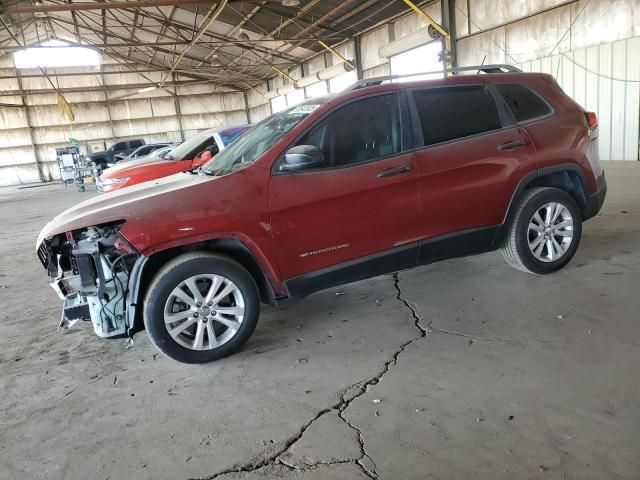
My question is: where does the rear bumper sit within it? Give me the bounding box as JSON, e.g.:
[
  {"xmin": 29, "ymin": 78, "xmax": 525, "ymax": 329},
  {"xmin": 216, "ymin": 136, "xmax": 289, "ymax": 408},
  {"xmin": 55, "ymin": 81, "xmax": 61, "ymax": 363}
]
[{"xmin": 583, "ymin": 172, "xmax": 607, "ymax": 220}]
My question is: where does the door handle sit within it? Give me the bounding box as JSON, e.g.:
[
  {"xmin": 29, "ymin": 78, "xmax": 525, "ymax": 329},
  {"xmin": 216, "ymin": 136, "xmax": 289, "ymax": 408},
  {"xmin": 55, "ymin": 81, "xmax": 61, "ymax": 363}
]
[
  {"xmin": 377, "ymin": 165, "xmax": 411, "ymax": 178},
  {"xmin": 498, "ymin": 139, "xmax": 527, "ymax": 151}
]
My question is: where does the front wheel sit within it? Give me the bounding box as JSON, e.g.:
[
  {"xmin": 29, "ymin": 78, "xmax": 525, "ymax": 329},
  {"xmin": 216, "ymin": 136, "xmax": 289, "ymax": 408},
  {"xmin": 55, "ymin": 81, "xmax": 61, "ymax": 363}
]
[
  {"xmin": 144, "ymin": 253, "xmax": 260, "ymax": 363},
  {"xmin": 502, "ymin": 187, "xmax": 582, "ymax": 274}
]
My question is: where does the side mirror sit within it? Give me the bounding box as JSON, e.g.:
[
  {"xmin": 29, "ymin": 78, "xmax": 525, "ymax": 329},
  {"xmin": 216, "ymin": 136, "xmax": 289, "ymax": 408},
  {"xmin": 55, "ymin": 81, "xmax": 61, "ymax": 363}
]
[
  {"xmin": 199, "ymin": 150, "xmax": 213, "ymax": 162},
  {"xmin": 280, "ymin": 145, "xmax": 324, "ymax": 172}
]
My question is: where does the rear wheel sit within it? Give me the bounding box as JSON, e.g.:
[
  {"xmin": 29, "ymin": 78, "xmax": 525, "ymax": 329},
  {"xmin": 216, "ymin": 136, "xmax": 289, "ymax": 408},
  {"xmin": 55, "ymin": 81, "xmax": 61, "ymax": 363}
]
[
  {"xmin": 144, "ymin": 253, "xmax": 260, "ymax": 363},
  {"xmin": 502, "ymin": 187, "xmax": 582, "ymax": 274}
]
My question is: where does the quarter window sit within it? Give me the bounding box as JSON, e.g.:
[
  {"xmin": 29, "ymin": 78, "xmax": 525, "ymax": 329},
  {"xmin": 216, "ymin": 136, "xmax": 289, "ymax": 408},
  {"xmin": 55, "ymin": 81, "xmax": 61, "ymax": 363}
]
[
  {"xmin": 295, "ymin": 94, "xmax": 401, "ymax": 168},
  {"xmin": 412, "ymin": 86, "xmax": 502, "ymax": 147},
  {"xmin": 496, "ymin": 84, "xmax": 551, "ymax": 122}
]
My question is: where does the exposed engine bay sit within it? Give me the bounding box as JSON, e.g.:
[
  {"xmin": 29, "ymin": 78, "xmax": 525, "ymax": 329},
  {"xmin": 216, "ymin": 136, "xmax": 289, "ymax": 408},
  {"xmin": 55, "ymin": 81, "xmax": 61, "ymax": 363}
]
[{"xmin": 38, "ymin": 224, "xmax": 139, "ymax": 338}]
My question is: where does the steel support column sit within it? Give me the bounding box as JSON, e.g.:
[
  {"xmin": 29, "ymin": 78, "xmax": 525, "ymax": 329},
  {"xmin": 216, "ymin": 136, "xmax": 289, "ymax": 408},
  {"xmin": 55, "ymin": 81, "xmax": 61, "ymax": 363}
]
[
  {"xmin": 14, "ymin": 58, "xmax": 45, "ymax": 183},
  {"xmin": 172, "ymin": 73, "xmax": 186, "ymax": 142}
]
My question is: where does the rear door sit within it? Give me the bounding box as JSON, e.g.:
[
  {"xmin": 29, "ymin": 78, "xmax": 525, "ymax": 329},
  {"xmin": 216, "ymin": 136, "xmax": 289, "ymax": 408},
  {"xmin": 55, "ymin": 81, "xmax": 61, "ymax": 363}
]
[
  {"xmin": 269, "ymin": 92, "xmax": 420, "ymax": 288},
  {"xmin": 409, "ymin": 84, "xmax": 537, "ymax": 243}
]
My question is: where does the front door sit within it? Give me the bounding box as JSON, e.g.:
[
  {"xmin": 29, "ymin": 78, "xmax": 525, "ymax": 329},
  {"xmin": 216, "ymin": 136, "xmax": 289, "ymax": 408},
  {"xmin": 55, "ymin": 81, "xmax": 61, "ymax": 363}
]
[{"xmin": 269, "ymin": 93, "xmax": 421, "ymax": 293}]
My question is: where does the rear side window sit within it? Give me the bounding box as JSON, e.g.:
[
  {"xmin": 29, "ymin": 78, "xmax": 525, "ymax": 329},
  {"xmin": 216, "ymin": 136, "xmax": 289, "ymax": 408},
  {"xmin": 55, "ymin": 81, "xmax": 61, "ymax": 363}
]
[
  {"xmin": 496, "ymin": 84, "xmax": 551, "ymax": 122},
  {"xmin": 412, "ymin": 86, "xmax": 502, "ymax": 147},
  {"xmin": 295, "ymin": 93, "xmax": 401, "ymax": 168},
  {"xmin": 129, "ymin": 139, "xmax": 144, "ymax": 148}
]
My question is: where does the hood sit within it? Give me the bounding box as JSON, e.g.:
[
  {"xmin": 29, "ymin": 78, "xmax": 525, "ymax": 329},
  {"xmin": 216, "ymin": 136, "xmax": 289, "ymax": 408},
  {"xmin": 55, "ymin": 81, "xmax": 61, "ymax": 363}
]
[
  {"xmin": 37, "ymin": 172, "xmax": 211, "ymax": 246},
  {"xmin": 101, "ymin": 154, "xmax": 170, "ymax": 178}
]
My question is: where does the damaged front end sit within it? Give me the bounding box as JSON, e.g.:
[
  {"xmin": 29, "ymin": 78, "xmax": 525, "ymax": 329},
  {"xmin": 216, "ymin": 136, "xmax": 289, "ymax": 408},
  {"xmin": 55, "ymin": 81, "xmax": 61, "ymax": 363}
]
[{"xmin": 37, "ymin": 223, "xmax": 140, "ymax": 338}]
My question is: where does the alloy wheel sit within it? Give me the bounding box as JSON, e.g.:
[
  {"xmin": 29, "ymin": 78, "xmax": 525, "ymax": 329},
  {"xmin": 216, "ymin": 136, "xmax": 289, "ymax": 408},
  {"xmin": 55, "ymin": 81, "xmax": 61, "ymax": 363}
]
[
  {"xmin": 163, "ymin": 274, "xmax": 245, "ymax": 351},
  {"xmin": 527, "ymin": 201, "xmax": 574, "ymax": 263}
]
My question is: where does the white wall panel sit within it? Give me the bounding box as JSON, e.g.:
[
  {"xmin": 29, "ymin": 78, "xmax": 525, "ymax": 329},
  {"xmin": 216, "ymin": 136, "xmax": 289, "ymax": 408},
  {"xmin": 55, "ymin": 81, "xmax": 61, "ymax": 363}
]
[
  {"xmin": 249, "ymin": 104, "xmax": 271, "ymax": 123},
  {"xmin": 394, "ymin": 6, "xmax": 442, "ymax": 39},
  {"xmin": 361, "ymin": 26, "xmax": 390, "ymax": 70},
  {"xmin": 305, "ymin": 55, "xmax": 326, "ymax": 75},
  {"xmin": 0, "ymin": 127, "xmax": 31, "ymax": 147},
  {"xmin": 330, "ymin": 41, "xmax": 355, "ymax": 66},
  {"xmin": 518, "ymin": 38, "xmax": 640, "ymax": 161},
  {"xmin": 112, "ymin": 116, "xmax": 180, "ymax": 137},
  {"xmin": 468, "ymin": 0, "xmax": 569, "ymax": 33},
  {"xmin": 179, "ymin": 95, "xmax": 224, "ymax": 115},
  {"xmin": 109, "ymin": 99, "xmax": 154, "ymax": 120},
  {"xmin": 363, "ymin": 63, "xmax": 390, "ymax": 79},
  {"xmin": 456, "ymin": 27, "xmax": 508, "ymax": 66},
  {"xmin": 623, "ymin": 36, "xmax": 640, "ymax": 161},
  {"xmin": 0, "ymin": 165, "xmax": 42, "ymax": 186},
  {"xmin": 0, "ymin": 107, "xmax": 29, "ymax": 129},
  {"xmin": 0, "ymin": 146, "xmax": 36, "ymax": 166},
  {"xmin": 504, "ymin": 4, "xmax": 571, "ymax": 63}
]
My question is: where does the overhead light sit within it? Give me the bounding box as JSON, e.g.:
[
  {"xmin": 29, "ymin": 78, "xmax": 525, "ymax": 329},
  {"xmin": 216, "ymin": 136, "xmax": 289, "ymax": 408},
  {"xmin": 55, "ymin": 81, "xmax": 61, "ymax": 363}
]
[
  {"xmin": 238, "ymin": 31, "xmax": 250, "ymax": 42},
  {"xmin": 211, "ymin": 54, "xmax": 222, "ymax": 66},
  {"xmin": 379, "ymin": 26, "xmax": 437, "ymax": 58},
  {"xmin": 277, "ymin": 84, "xmax": 297, "ymax": 96},
  {"xmin": 138, "ymin": 86, "xmax": 157, "ymax": 93},
  {"xmin": 296, "ymin": 72, "xmax": 321, "ymax": 87},
  {"xmin": 317, "ymin": 62, "xmax": 353, "ymax": 81},
  {"xmin": 282, "ymin": 0, "xmax": 300, "ymax": 6}
]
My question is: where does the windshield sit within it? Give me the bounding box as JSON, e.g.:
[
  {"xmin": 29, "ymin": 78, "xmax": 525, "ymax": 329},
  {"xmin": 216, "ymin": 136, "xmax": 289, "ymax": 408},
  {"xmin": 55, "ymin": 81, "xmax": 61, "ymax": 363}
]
[
  {"xmin": 165, "ymin": 131, "xmax": 214, "ymax": 161},
  {"xmin": 202, "ymin": 104, "xmax": 320, "ymax": 176}
]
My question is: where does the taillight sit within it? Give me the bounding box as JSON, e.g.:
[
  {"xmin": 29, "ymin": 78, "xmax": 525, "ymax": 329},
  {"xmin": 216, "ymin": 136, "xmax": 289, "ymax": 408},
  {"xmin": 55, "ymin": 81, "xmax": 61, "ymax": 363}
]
[{"xmin": 585, "ymin": 111, "xmax": 598, "ymax": 129}]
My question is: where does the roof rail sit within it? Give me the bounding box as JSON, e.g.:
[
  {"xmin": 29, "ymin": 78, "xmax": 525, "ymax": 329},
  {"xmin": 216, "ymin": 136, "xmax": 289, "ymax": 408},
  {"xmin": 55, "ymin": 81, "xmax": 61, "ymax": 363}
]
[{"xmin": 345, "ymin": 64, "xmax": 523, "ymax": 91}]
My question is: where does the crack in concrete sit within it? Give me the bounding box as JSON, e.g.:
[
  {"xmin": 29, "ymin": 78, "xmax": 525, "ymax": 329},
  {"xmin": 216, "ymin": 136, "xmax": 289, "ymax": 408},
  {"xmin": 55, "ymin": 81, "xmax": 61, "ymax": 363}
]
[
  {"xmin": 277, "ymin": 456, "xmax": 358, "ymax": 471},
  {"xmin": 190, "ymin": 273, "xmax": 429, "ymax": 480},
  {"xmin": 393, "ymin": 272, "xmax": 561, "ymax": 345}
]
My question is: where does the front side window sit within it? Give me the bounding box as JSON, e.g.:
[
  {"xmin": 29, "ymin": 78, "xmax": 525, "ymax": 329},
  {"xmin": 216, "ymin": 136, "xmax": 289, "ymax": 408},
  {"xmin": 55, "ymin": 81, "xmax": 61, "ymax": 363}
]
[
  {"xmin": 496, "ymin": 84, "xmax": 551, "ymax": 122},
  {"xmin": 293, "ymin": 93, "xmax": 401, "ymax": 169},
  {"xmin": 412, "ymin": 86, "xmax": 502, "ymax": 147}
]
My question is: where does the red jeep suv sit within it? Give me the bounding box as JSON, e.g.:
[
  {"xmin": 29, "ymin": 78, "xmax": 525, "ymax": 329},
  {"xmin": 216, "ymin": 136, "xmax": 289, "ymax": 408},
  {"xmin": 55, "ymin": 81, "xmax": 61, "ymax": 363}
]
[{"xmin": 37, "ymin": 65, "xmax": 606, "ymax": 364}]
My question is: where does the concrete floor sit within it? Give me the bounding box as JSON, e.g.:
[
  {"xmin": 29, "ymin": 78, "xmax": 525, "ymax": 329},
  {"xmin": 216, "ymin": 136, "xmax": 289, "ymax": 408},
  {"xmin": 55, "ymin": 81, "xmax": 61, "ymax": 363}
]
[{"xmin": 1, "ymin": 163, "xmax": 639, "ymax": 480}]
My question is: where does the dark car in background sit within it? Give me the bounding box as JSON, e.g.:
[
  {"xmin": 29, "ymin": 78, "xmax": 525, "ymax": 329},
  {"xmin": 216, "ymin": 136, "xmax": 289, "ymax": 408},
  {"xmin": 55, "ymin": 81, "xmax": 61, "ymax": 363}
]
[{"xmin": 88, "ymin": 138, "xmax": 145, "ymax": 170}]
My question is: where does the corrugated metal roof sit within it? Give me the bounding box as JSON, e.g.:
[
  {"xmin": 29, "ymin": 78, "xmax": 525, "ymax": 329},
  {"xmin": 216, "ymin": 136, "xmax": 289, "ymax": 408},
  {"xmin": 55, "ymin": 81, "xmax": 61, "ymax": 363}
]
[{"xmin": 0, "ymin": 0, "xmax": 432, "ymax": 91}]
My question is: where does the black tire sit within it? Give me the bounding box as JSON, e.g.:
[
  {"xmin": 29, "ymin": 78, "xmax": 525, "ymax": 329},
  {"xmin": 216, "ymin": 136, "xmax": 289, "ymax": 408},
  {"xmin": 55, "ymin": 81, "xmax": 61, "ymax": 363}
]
[
  {"xmin": 502, "ymin": 187, "xmax": 582, "ymax": 274},
  {"xmin": 144, "ymin": 252, "xmax": 260, "ymax": 364}
]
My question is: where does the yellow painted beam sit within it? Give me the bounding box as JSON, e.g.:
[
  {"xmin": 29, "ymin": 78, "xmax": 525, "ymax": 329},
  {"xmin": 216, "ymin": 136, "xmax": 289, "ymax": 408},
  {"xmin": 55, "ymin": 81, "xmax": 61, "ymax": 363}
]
[
  {"xmin": 318, "ymin": 40, "xmax": 355, "ymax": 70},
  {"xmin": 271, "ymin": 65, "xmax": 299, "ymax": 87},
  {"xmin": 400, "ymin": 0, "xmax": 449, "ymax": 39}
]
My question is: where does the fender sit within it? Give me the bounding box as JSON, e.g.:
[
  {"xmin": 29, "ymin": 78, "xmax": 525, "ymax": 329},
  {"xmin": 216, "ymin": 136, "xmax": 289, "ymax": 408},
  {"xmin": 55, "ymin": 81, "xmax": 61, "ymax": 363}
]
[
  {"xmin": 125, "ymin": 234, "xmax": 287, "ymax": 335},
  {"xmin": 496, "ymin": 162, "xmax": 590, "ymax": 245},
  {"xmin": 139, "ymin": 231, "xmax": 283, "ymax": 293}
]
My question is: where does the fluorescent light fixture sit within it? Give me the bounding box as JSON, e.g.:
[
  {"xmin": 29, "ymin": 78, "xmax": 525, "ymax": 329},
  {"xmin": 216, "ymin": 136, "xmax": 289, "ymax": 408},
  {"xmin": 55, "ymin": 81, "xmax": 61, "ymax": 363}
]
[
  {"xmin": 14, "ymin": 39, "xmax": 100, "ymax": 68},
  {"xmin": 317, "ymin": 62, "xmax": 353, "ymax": 81},
  {"xmin": 276, "ymin": 84, "xmax": 296, "ymax": 96},
  {"xmin": 137, "ymin": 86, "xmax": 157, "ymax": 93},
  {"xmin": 379, "ymin": 27, "xmax": 438, "ymax": 58}
]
